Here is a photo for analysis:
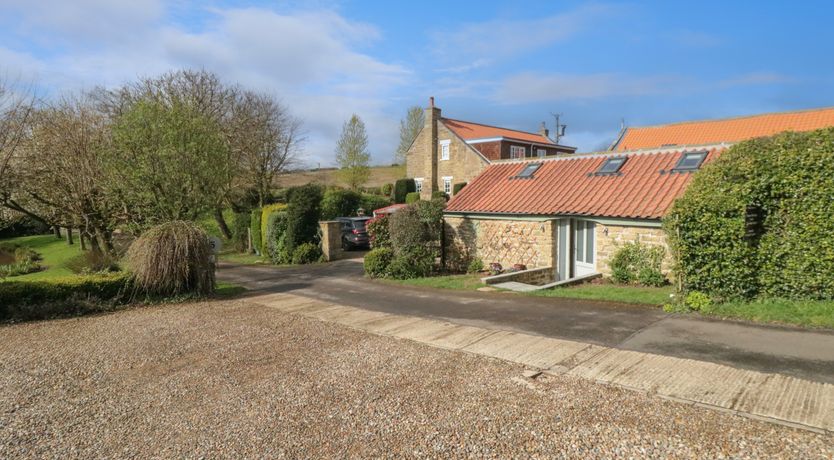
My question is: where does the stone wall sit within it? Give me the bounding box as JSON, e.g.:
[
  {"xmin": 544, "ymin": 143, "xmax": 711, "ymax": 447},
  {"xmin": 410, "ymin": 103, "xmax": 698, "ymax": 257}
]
[
  {"xmin": 406, "ymin": 113, "xmax": 489, "ymax": 200},
  {"xmin": 445, "ymin": 216, "xmax": 556, "ymax": 270},
  {"xmin": 482, "ymin": 266, "xmax": 555, "ymax": 285},
  {"xmin": 594, "ymin": 223, "xmax": 673, "ymax": 277}
]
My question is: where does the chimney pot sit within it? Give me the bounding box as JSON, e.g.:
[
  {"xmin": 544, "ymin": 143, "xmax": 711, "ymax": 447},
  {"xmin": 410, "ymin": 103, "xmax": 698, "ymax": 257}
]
[{"xmin": 429, "ymin": 96, "xmax": 434, "ymax": 108}]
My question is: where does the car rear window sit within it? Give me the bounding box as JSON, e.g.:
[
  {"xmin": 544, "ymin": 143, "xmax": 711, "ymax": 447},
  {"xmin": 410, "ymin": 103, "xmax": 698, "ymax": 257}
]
[{"xmin": 352, "ymin": 220, "xmax": 367, "ymax": 230}]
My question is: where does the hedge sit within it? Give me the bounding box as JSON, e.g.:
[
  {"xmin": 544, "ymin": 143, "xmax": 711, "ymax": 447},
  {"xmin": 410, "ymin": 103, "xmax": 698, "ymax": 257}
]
[
  {"xmin": 285, "ymin": 184, "xmax": 324, "ymax": 253},
  {"xmin": 665, "ymin": 128, "xmax": 834, "ymax": 300},
  {"xmin": 265, "ymin": 210, "xmax": 291, "ymax": 264},
  {"xmin": 231, "ymin": 212, "xmax": 250, "ymax": 252},
  {"xmin": 250, "ymin": 208, "xmax": 262, "ymax": 255},
  {"xmin": 320, "ymin": 188, "xmax": 362, "ymax": 220},
  {"xmin": 393, "ymin": 178, "xmax": 416, "ymax": 203},
  {"xmin": 261, "ymin": 203, "xmax": 288, "ymax": 248},
  {"xmin": 359, "ymin": 194, "xmax": 391, "ymax": 215},
  {"xmin": 0, "ymin": 273, "xmax": 133, "ymax": 321}
]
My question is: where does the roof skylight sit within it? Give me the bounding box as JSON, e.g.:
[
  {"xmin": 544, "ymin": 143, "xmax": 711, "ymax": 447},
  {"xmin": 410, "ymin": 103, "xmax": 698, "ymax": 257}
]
[
  {"xmin": 673, "ymin": 151, "xmax": 708, "ymax": 171},
  {"xmin": 596, "ymin": 157, "xmax": 626, "ymax": 175},
  {"xmin": 515, "ymin": 162, "xmax": 541, "ymax": 179}
]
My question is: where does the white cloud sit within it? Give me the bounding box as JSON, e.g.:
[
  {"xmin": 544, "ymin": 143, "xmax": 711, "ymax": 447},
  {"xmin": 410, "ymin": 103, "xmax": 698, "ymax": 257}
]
[
  {"xmin": 0, "ymin": 4, "xmax": 410, "ymax": 166},
  {"xmin": 430, "ymin": 4, "xmax": 616, "ymax": 69},
  {"xmin": 493, "ymin": 72, "xmax": 683, "ymax": 103}
]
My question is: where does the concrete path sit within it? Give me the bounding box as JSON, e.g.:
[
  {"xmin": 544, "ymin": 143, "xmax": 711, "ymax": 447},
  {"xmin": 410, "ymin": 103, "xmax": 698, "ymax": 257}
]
[
  {"xmin": 219, "ymin": 260, "xmax": 834, "ymax": 385},
  {"xmin": 245, "ymin": 291, "xmax": 834, "ymax": 434}
]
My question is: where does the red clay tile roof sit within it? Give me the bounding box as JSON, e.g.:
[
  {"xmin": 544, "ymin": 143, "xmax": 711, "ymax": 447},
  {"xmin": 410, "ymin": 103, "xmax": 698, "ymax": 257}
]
[
  {"xmin": 445, "ymin": 148, "xmax": 723, "ymax": 220},
  {"xmin": 442, "ymin": 118, "xmax": 555, "ymax": 144},
  {"xmin": 613, "ymin": 107, "xmax": 834, "ymax": 151}
]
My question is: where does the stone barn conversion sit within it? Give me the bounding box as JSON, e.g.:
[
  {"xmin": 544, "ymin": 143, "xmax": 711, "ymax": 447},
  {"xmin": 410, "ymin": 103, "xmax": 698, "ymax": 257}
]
[{"xmin": 443, "ymin": 146, "xmax": 725, "ymax": 284}]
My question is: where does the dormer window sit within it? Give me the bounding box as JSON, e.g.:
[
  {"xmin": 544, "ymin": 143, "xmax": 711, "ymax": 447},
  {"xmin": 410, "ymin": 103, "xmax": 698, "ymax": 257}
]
[
  {"xmin": 596, "ymin": 157, "xmax": 626, "ymax": 175},
  {"xmin": 673, "ymin": 151, "xmax": 707, "ymax": 172},
  {"xmin": 515, "ymin": 162, "xmax": 541, "ymax": 179}
]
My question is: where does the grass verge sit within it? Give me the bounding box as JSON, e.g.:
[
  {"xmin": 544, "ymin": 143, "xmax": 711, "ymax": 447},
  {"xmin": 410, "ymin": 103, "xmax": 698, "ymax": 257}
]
[
  {"xmin": 384, "ymin": 274, "xmax": 485, "ymax": 291},
  {"xmin": 703, "ymin": 298, "xmax": 834, "ymax": 329},
  {"xmin": 526, "ymin": 283, "xmax": 674, "ymax": 306},
  {"xmin": 218, "ymin": 251, "xmax": 268, "ymax": 265}
]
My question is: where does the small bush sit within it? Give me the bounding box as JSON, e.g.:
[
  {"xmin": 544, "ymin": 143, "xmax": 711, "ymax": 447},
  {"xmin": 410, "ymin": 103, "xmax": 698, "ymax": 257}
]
[
  {"xmin": 321, "ymin": 188, "xmax": 362, "ymax": 220},
  {"xmin": 291, "ymin": 242, "xmax": 322, "ymax": 265},
  {"xmin": 126, "ymin": 221, "xmax": 215, "ymax": 297},
  {"xmin": 609, "ymin": 241, "xmax": 666, "ymax": 286},
  {"xmin": 390, "ymin": 205, "xmax": 430, "ymax": 251},
  {"xmin": 393, "ymin": 178, "xmax": 416, "ymax": 203},
  {"xmin": 387, "ymin": 246, "xmax": 435, "ymax": 279},
  {"xmin": 452, "ymin": 182, "xmax": 467, "ymax": 195},
  {"xmin": 381, "ymin": 183, "xmax": 393, "ymax": 197},
  {"xmin": 685, "ymin": 291, "xmax": 713, "ymax": 312},
  {"xmin": 431, "ymin": 191, "xmax": 447, "ymax": 201},
  {"xmin": 405, "ymin": 192, "xmax": 420, "ymax": 204},
  {"xmin": 250, "ymin": 208, "xmax": 262, "ymax": 255},
  {"xmin": 285, "ymin": 184, "xmax": 324, "ymax": 253},
  {"xmin": 367, "ymin": 215, "xmax": 391, "ymax": 248},
  {"xmin": 364, "ymin": 247, "xmax": 394, "ymax": 278},
  {"xmin": 0, "ymin": 260, "xmax": 41, "ymax": 278},
  {"xmin": 467, "ymin": 257, "xmax": 484, "ymax": 274},
  {"xmin": 64, "ymin": 251, "xmax": 120, "ymax": 275},
  {"xmin": 0, "ymin": 273, "xmax": 133, "ymax": 321}
]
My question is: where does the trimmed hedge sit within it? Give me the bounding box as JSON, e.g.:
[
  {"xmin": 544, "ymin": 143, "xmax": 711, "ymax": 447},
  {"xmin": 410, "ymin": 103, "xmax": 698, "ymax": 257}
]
[
  {"xmin": 393, "ymin": 178, "xmax": 416, "ymax": 203},
  {"xmin": 285, "ymin": 184, "xmax": 324, "ymax": 253},
  {"xmin": 0, "ymin": 273, "xmax": 133, "ymax": 321},
  {"xmin": 231, "ymin": 212, "xmax": 250, "ymax": 252},
  {"xmin": 665, "ymin": 128, "xmax": 834, "ymax": 300},
  {"xmin": 321, "ymin": 188, "xmax": 362, "ymax": 220},
  {"xmin": 405, "ymin": 192, "xmax": 420, "ymax": 204},
  {"xmin": 261, "ymin": 203, "xmax": 288, "ymax": 248},
  {"xmin": 265, "ymin": 210, "xmax": 291, "ymax": 264},
  {"xmin": 360, "ymin": 194, "xmax": 390, "ymax": 215}
]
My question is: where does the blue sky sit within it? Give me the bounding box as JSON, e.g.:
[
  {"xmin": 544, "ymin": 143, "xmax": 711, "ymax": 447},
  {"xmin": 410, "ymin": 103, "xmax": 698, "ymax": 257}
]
[{"xmin": 2, "ymin": 0, "xmax": 833, "ymax": 166}]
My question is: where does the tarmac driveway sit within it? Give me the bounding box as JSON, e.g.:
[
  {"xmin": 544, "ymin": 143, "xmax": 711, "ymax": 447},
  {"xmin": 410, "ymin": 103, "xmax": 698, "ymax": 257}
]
[{"xmin": 218, "ymin": 260, "xmax": 834, "ymax": 384}]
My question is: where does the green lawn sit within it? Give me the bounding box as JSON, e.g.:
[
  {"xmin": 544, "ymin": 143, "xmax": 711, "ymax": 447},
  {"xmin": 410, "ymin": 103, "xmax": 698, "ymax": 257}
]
[
  {"xmin": 526, "ymin": 283, "xmax": 674, "ymax": 306},
  {"xmin": 218, "ymin": 251, "xmax": 268, "ymax": 265},
  {"xmin": 0, "ymin": 234, "xmax": 86, "ymax": 281},
  {"xmin": 703, "ymin": 298, "xmax": 834, "ymax": 329},
  {"xmin": 387, "ymin": 273, "xmax": 674, "ymax": 306}
]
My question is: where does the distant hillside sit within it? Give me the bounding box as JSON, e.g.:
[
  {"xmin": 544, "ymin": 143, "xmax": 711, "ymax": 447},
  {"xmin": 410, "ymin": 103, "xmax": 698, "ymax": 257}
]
[{"xmin": 275, "ymin": 165, "xmax": 405, "ymax": 188}]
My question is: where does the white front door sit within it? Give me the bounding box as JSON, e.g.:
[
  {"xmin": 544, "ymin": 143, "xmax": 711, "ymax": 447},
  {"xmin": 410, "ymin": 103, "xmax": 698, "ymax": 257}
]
[{"xmin": 574, "ymin": 220, "xmax": 596, "ymax": 276}]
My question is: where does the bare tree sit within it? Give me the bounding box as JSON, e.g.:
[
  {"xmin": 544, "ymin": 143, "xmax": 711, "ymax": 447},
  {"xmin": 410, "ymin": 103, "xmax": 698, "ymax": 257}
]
[
  {"xmin": 0, "ymin": 77, "xmax": 34, "ymax": 181},
  {"xmin": 233, "ymin": 91, "xmax": 304, "ymax": 206},
  {"xmin": 4, "ymin": 95, "xmax": 118, "ymax": 252}
]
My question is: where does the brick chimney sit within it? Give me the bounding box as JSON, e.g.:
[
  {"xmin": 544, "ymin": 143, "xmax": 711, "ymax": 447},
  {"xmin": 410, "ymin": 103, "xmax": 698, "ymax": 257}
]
[
  {"xmin": 538, "ymin": 121, "xmax": 550, "ymax": 139},
  {"xmin": 426, "ymin": 97, "xmax": 441, "ymax": 195}
]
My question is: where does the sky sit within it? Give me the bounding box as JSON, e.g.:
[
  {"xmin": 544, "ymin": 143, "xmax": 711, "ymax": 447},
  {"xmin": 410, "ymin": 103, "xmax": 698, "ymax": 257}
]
[{"xmin": 2, "ymin": 0, "xmax": 833, "ymax": 167}]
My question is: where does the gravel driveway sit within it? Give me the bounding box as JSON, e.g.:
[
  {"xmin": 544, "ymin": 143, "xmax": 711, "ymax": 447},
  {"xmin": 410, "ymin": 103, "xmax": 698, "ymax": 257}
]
[{"xmin": 1, "ymin": 300, "xmax": 831, "ymax": 459}]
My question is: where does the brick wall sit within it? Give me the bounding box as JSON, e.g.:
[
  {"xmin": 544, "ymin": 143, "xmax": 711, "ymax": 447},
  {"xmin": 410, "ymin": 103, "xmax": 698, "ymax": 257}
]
[
  {"xmin": 594, "ymin": 223, "xmax": 673, "ymax": 277},
  {"xmin": 445, "ymin": 216, "xmax": 556, "ymax": 270}
]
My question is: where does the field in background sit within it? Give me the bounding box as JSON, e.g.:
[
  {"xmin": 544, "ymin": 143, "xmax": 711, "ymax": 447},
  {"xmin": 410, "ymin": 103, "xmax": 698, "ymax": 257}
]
[{"xmin": 276, "ymin": 165, "xmax": 404, "ymax": 189}]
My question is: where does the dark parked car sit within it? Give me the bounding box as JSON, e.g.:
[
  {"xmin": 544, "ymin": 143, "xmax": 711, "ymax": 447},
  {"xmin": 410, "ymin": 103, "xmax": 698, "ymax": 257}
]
[{"xmin": 338, "ymin": 217, "xmax": 371, "ymax": 250}]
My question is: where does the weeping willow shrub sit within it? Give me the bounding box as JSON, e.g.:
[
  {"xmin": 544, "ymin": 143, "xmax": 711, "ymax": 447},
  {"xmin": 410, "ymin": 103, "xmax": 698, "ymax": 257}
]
[{"xmin": 126, "ymin": 221, "xmax": 215, "ymax": 297}]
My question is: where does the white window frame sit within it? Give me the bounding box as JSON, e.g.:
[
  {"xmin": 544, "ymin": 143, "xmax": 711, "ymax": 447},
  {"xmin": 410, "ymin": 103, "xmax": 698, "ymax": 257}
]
[
  {"xmin": 414, "ymin": 177, "xmax": 423, "ymax": 193},
  {"xmin": 510, "ymin": 145, "xmax": 526, "ymax": 159},
  {"xmin": 537, "ymin": 148, "xmax": 546, "ymax": 158},
  {"xmin": 442, "ymin": 176, "xmax": 453, "ymax": 195},
  {"xmin": 440, "ymin": 140, "xmax": 451, "ymax": 161}
]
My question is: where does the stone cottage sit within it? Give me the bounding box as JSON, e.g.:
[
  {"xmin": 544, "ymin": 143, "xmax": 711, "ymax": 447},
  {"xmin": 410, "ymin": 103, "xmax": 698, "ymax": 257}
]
[
  {"xmin": 443, "ymin": 146, "xmax": 725, "ymax": 281},
  {"xmin": 406, "ymin": 98, "xmax": 576, "ymax": 199}
]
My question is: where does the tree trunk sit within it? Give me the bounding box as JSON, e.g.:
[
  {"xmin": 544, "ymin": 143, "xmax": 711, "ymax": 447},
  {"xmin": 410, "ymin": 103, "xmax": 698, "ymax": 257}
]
[
  {"xmin": 79, "ymin": 229, "xmax": 87, "ymax": 251},
  {"xmin": 65, "ymin": 227, "xmax": 74, "ymax": 245},
  {"xmin": 214, "ymin": 207, "xmax": 232, "ymax": 239},
  {"xmin": 53, "ymin": 225, "xmax": 61, "ymax": 238}
]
